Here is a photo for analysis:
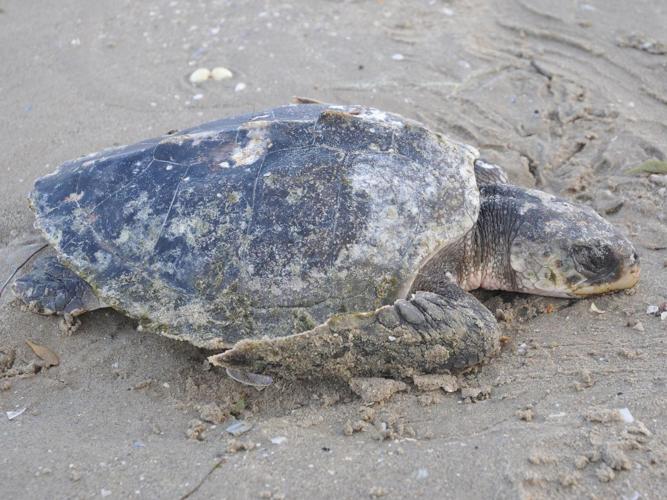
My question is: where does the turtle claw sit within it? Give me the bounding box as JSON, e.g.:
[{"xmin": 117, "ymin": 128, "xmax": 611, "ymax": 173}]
[
  {"xmin": 291, "ymin": 96, "xmax": 325, "ymax": 105},
  {"xmin": 209, "ymin": 346, "xmax": 275, "ymax": 387},
  {"xmin": 224, "ymin": 367, "xmax": 273, "ymax": 388}
]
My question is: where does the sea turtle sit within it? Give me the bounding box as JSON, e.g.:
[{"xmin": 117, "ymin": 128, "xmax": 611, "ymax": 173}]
[{"xmin": 10, "ymin": 102, "xmax": 640, "ymax": 383}]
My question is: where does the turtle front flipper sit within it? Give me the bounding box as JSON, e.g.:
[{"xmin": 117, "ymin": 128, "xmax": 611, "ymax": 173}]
[
  {"xmin": 12, "ymin": 254, "xmax": 104, "ymax": 334},
  {"xmin": 209, "ymin": 284, "xmax": 500, "ymax": 382}
]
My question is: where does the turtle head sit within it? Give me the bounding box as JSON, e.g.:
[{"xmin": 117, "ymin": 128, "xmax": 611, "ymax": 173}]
[{"xmin": 480, "ymin": 184, "xmax": 640, "ymax": 298}]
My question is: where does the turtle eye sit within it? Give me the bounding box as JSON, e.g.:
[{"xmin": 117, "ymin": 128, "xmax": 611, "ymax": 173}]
[{"xmin": 571, "ymin": 244, "xmax": 614, "ymax": 277}]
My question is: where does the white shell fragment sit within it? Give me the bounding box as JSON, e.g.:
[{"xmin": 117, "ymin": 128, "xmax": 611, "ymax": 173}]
[
  {"xmin": 632, "ymin": 321, "xmax": 645, "ymax": 332},
  {"xmin": 618, "ymin": 407, "xmax": 634, "ymax": 423},
  {"xmin": 234, "ymin": 82, "xmax": 247, "ymax": 92},
  {"xmin": 590, "ymin": 302, "xmax": 605, "ymax": 314},
  {"xmin": 646, "ymin": 304, "xmax": 667, "ymax": 320},
  {"xmin": 415, "ymin": 468, "xmax": 429, "ymax": 479},
  {"xmin": 225, "ymin": 419, "xmax": 253, "ymax": 436},
  {"xmin": 189, "ymin": 67, "xmax": 211, "ymax": 84},
  {"xmin": 6, "ymin": 408, "xmax": 26, "ymax": 420},
  {"xmin": 211, "ymin": 66, "xmax": 233, "ymax": 80},
  {"xmin": 270, "ymin": 436, "xmax": 288, "ymax": 445}
]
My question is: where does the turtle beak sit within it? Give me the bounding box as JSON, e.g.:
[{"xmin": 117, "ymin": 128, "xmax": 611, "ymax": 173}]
[{"xmin": 572, "ymin": 251, "xmax": 640, "ymax": 297}]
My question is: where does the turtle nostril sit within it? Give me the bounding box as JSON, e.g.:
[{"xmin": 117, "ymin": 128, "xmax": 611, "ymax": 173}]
[{"xmin": 631, "ymin": 251, "xmax": 639, "ymax": 265}]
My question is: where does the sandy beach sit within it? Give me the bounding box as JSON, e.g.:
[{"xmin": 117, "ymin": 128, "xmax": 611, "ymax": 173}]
[{"xmin": 1, "ymin": 0, "xmax": 666, "ymax": 498}]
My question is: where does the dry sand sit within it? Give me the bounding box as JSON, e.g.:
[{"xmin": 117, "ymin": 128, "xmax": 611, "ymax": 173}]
[{"xmin": 1, "ymin": 0, "xmax": 666, "ymax": 498}]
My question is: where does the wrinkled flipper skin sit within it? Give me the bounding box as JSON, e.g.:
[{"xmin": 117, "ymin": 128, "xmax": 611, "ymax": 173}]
[
  {"xmin": 210, "ymin": 284, "xmax": 500, "ymax": 381},
  {"xmin": 13, "ymin": 254, "xmax": 103, "ymax": 318}
]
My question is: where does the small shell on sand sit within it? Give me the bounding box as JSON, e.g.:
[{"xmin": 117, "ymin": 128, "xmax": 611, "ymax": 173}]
[
  {"xmin": 211, "ymin": 66, "xmax": 233, "ymax": 80},
  {"xmin": 189, "ymin": 67, "xmax": 233, "ymax": 83},
  {"xmin": 189, "ymin": 68, "xmax": 211, "ymax": 83}
]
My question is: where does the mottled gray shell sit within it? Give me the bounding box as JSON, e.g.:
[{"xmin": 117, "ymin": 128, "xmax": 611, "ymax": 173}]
[{"xmin": 30, "ymin": 104, "xmax": 479, "ymax": 348}]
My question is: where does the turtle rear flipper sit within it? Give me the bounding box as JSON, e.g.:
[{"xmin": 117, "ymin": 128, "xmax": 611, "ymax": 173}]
[{"xmin": 12, "ymin": 254, "xmax": 104, "ymax": 333}]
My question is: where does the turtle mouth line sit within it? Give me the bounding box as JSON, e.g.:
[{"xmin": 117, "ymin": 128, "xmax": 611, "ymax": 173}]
[{"xmin": 571, "ymin": 264, "xmax": 640, "ymax": 297}]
